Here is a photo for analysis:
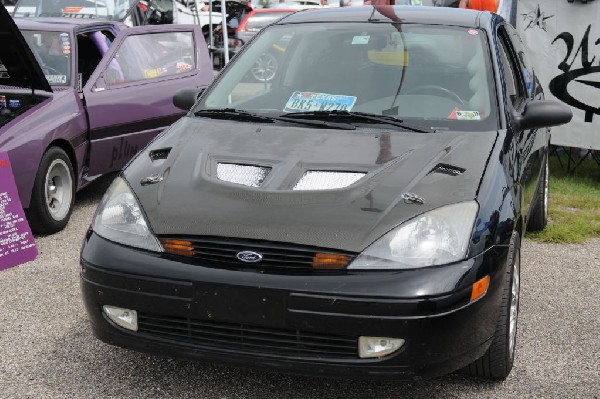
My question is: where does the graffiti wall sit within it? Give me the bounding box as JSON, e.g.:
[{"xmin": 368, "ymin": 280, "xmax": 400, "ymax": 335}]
[{"xmin": 517, "ymin": 0, "xmax": 600, "ymax": 150}]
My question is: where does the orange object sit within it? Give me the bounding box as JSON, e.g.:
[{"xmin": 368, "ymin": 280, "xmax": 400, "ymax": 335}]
[
  {"xmin": 161, "ymin": 239, "xmax": 196, "ymax": 257},
  {"xmin": 470, "ymin": 275, "xmax": 490, "ymax": 302},
  {"xmin": 466, "ymin": 0, "xmax": 497, "ymax": 12},
  {"xmin": 312, "ymin": 253, "xmax": 351, "ymax": 269}
]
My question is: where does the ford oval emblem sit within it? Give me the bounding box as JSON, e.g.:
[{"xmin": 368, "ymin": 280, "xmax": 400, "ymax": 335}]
[{"xmin": 236, "ymin": 251, "xmax": 263, "ymax": 263}]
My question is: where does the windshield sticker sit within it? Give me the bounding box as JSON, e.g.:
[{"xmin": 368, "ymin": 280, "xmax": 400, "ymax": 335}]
[
  {"xmin": 352, "ymin": 35, "xmax": 370, "ymax": 45},
  {"xmin": 46, "ymin": 75, "xmax": 68, "ymax": 84},
  {"xmin": 176, "ymin": 62, "xmax": 193, "ymax": 71},
  {"xmin": 0, "ymin": 96, "xmax": 6, "ymax": 108},
  {"xmin": 284, "ymin": 92, "xmax": 357, "ymax": 112},
  {"xmin": 144, "ymin": 68, "xmax": 167, "ymax": 79},
  {"xmin": 60, "ymin": 33, "xmax": 69, "ymax": 37},
  {"xmin": 456, "ymin": 111, "xmax": 481, "ymax": 121}
]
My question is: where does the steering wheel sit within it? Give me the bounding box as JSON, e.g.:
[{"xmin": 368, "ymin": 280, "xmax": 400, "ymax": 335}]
[{"xmin": 405, "ymin": 85, "xmax": 464, "ymax": 105}]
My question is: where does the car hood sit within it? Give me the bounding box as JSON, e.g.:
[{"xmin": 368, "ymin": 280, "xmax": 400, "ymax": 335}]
[
  {"xmin": 126, "ymin": 117, "xmax": 498, "ymax": 252},
  {"xmin": 0, "ymin": 4, "xmax": 52, "ymax": 92}
]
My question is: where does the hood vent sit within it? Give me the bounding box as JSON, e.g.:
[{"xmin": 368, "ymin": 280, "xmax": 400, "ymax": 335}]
[
  {"xmin": 149, "ymin": 148, "xmax": 172, "ymax": 161},
  {"xmin": 431, "ymin": 163, "xmax": 465, "ymax": 176},
  {"xmin": 293, "ymin": 171, "xmax": 366, "ymax": 191},
  {"xmin": 217, "ymin": 163, "xmax": 271, "ymax": 187}
]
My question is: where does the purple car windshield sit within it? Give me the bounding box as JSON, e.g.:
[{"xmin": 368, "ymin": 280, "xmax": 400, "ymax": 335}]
[{"xmin": 22, "ymin": 31, "xmax": 71, "ymax": 86}]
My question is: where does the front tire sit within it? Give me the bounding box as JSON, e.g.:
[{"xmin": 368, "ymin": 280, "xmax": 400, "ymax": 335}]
[
  {"xmin": 27, "ymin": 147, "xmax": 75, "ymax": 234},
  {"xmin": 464, "ymin": 232, "xmax": 521, "ymax": 379},
  {"xmin": 527, "ymin": 155, "xmax": 549, "ymax": 232}
]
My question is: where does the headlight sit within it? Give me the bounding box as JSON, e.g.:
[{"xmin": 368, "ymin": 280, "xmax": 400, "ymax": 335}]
[
  {"xmin": 92, "ymin": 177, "xmax": 163, "ymax": 252},
  {"xmin": 348, "ymin": 201, "xmax": 478, "ymax": 269}
]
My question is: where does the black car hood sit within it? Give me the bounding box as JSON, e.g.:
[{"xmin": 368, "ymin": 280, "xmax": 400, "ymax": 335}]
[
  {"xmin": 0, "ymin": 4, "xmax": 52, "ymax": 92},
  {"xmin": 127, "ymin": 117, "xmax": 498, "ymax": 252}
]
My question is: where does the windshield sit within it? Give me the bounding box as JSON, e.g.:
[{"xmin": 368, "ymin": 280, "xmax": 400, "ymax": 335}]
[
  {"xmin": 22, "ymin": 30, "xmax": 71, "ymax": 86},
  {"xmin": 197, "ymin": 22, "xmax": 497, "ymax": 131},
  {"xmin": 13, "ymin": 0, "xmax": 138, "ymax": 20}
]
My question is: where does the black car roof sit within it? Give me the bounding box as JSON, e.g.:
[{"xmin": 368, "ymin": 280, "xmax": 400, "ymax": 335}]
[{"xmin": 277, "ymin": 6, "xmax": 492, "ymax": 29}]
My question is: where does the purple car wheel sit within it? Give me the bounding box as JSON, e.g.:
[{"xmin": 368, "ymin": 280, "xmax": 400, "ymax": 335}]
[{"xmin": 27, "ymin": 147, "xmax": 75, "ymax": 234}]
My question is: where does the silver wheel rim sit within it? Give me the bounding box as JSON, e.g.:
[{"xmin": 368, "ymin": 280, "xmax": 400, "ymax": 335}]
[
  {"xmin": 543, "ymin": 159, "xmax": 549, "ymax": 221},
  {"xmin": 508, "ymin": 250, "xmax": 520, "ymax": 360},
  {"xmin": 45, "ymin": 159, "xmax": 73, "ymax": 221},
  {"xmin": 251, "ymin": 53, "xmax": 276, "ymax": 82}
]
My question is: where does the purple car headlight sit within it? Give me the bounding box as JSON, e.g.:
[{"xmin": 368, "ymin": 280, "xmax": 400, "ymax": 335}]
[{"xmin": 92, "ymin": 177, "xmax": 163, "ymax": 252}]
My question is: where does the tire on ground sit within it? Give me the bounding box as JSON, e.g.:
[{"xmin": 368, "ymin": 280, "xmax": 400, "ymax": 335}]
[
  {"xmin": 26, "ymin": 146, "xmax": 75, "ymax": 234},
  {"xmin": 463, "ymin": 231, "xmax": 521, "ymax": 379}
]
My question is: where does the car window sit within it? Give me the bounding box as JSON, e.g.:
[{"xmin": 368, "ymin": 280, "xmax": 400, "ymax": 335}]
[
  {"xmin": 22, "ymin": 30, "xmax": 72, "ymax": 86},
  {"xmin": 199, "ymin": 23, "xmax": 498, "ymax": 131},
  {"xmin": 78, "ymin": 30, "xmax": 115, "ymax": 88},
  {"xmin": 497, "ymin": 27, "xmax": 525, "ymax": 109},
  {"xmin": 104, "ymin": 31, "xmax": 196, "ymax": 88}
]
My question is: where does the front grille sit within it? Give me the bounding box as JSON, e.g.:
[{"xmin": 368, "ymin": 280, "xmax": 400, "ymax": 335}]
[
  {"xmin": 138, "ymin": 313, "xmax": 358, "ymax": 359},
  {"xmin": 159, "ymin": 236, "xmax": 357, "ymax": 271}
]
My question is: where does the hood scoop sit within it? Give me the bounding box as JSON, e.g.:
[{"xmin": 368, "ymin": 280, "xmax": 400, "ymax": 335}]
[
  {"xmin": 149, "ymin": 147, "xmax": 172, "ymax": 162},
  {"xmin": 293, "ymin": 171, "xmax": 366, "ymax": 191},
  {"xmin": 431, "ymin": 163, "xmax": 465, "ymax": 176},
  {"xmin": 217, "ymin": 163, "xmax": 271, "ymax": 188}
]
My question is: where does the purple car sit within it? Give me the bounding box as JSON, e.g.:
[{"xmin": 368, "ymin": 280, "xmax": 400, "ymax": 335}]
[{"xmin": 0, "ymin": 4, "xmax": 213, "ymax": 234}]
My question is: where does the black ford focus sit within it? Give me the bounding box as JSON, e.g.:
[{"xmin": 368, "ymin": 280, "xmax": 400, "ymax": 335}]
[{"xmin": 81, "ymin": 6, "xmax": 572, "ymax": 379}]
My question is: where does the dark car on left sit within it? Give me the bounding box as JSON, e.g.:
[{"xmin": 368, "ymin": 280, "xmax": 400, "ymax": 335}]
[{"xmin": 0, "ymin": 3, "xmax": 213, "ymax": 233}]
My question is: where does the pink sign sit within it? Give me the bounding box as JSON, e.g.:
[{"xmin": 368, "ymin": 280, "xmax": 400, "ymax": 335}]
[{"xmin": 0, "ymin": 152, "xmax": 38, "ymax": 271}]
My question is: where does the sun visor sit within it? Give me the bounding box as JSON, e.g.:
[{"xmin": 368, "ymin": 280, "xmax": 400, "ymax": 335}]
[{"xmin": 0, "ymin": 4, "xmax": 52, "ymax": 92}]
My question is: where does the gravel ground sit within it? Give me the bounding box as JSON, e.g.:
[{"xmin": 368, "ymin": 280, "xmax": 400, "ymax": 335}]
[{"xmin": 0, "ymin": 176, "xmax": 598, "ymax": 399}]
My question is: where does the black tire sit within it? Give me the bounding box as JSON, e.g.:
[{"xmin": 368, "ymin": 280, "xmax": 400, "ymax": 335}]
[
  {"xmin": 527, "ymin": 154, "xmax": 549, "ymax": 232},
  {"xmin": 26, "ymin": 147, "xmax": 75, "ymax": 234},
  {"xmin": 464, "ymin": 232, "xmax": 521, "ymax": 379}
]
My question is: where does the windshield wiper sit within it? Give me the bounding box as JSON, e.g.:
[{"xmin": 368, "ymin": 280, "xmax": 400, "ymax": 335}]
[
  {"xmin": 194, "ymin": 108, "xmax": 276, "ymax": 123},
  {"xmin": 195, "ymin": 108, "xmax": 355, "ymax": 130},
  {"xmin": 282, "ymin": 110, "xmax": 431, "ymax": 133}
]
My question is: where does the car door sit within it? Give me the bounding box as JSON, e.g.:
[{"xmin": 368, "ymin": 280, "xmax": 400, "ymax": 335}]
[
  {"xmin": 496, "ymin": 24, "xmax": 544, "ymax": 222},
  {"xmin": 83, "ymin": 24, "xmax": 212, "ymax": 175}
]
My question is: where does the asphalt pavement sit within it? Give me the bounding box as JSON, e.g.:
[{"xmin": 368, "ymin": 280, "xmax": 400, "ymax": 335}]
[{"xmin": 0, "ymin": 175, "xmax": 598, "ymax": 398}]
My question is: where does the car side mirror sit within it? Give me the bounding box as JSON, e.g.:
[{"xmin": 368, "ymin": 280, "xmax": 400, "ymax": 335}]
[
  {"xmin": 515, "ymin": 100, "xmax": 573, "ymax": 130},
  {"xmin": 173, "ymin": 88, "xmax": 204, "ymax": 111}
]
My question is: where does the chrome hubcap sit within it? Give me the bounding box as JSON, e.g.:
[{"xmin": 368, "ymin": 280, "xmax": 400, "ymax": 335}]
[
  {"xmin": 45, "ymin": 159, "xmax": 72, "ymax": 221},
  {"xmin": 508, "ymin": 250, "xmax": 520, "ymax": 360}
]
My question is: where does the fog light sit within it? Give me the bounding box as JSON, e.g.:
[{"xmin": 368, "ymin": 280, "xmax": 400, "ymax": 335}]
[
  {"xmin": 358, "ymin": 336, "xmax": 405, "ymax": 358},
  {"xmin": 103, "ymin": 305, "xmax": 138, "ymax": 332}
]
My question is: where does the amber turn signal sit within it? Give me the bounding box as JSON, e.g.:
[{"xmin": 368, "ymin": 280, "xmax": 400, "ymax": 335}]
[
  {"xmin": 470, "ymin": 275, "xmax": 490, "ymax": 302},
  {"xmin": 312, "ymin": 253, "xmax": 350, "ymax": 269},
  {"xmin": 161, "ymin": 239, "xmax": 196, "ymax": 257}
]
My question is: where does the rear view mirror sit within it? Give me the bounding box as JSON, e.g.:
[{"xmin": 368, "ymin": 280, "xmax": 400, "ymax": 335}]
[
  {"xmin": 173, "ymin": 88, "xmax": 204, "ymax": 111},
  {"xmin": 516, "ymin": 100, "xmax": 573, "ymax": 130}
]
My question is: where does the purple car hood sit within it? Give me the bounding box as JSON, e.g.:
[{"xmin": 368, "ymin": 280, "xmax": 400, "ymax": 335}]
[
  {"xmin": 126, "ymin": 117, "xmax": 499, "ymax": 252},
  {"xmin": 0, "ymin": 3, "xmax": 52, "ymax": 93}
]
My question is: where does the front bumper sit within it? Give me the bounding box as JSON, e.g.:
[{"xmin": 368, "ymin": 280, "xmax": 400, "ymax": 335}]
[{"xmin": 80, "ymin": 231, "xmax": 510, "ymax": 379}]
